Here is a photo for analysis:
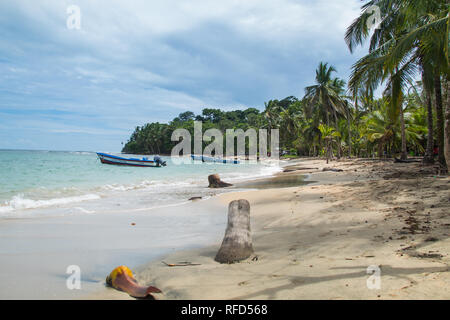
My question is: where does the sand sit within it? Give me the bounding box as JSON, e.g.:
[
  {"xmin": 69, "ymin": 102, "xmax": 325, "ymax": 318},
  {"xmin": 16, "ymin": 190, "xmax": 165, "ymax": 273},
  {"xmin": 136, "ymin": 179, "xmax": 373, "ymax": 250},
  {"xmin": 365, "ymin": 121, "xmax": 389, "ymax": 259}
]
[
  {"xmin": 0, "ymin": 197, "xmax": 231, "ymax": 299},
  {"xmin": 93, "ymin": 158, "xmax": 450, "ymax": 300}
]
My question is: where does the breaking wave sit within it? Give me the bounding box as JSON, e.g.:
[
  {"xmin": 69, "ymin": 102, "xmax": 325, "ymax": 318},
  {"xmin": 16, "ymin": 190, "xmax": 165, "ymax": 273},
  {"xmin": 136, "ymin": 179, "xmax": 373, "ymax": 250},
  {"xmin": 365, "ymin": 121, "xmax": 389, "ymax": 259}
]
[{"xmin": 0, "ymin": 193, "xmax": 101, "ymax": 215}]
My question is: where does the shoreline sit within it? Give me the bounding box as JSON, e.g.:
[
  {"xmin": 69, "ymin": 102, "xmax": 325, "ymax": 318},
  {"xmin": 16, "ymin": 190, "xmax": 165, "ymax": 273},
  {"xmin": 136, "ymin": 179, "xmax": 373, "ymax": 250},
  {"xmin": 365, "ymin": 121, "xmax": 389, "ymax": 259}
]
[
  {"xmin": 90, "ymin": 157, "xmax": 449, "ymax": 300},
  {"xmin": 0, "ymin": 152, "xmax": 283, "ymax": 218},
  {"xmin": 84, "ymin": 159, "xmax": 305, "ymax": 300},
  {"xmin": 0, "ymin": 157, "xmax": 287, "ymax": 299}
]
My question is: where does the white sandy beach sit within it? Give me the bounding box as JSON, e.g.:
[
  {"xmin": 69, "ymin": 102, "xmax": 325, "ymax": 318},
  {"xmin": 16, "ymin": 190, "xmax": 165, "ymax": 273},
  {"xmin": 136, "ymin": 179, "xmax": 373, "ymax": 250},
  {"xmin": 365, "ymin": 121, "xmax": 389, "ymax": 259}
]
[
  {"xmin": 93, "ymin": 158, "xmax": 450, "ymax": 300},
  {"xmin": 2, "ymin": 158, "xmax": 448, "ymax": 300},
  {"xmin": 0, "ymin": 198, "xmax": 230, "ymax": 299}
]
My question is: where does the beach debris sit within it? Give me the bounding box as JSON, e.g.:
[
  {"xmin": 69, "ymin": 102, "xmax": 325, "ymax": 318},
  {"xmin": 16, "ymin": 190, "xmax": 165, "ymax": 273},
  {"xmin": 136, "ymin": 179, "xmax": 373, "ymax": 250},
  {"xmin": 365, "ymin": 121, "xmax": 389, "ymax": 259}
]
[
  {"xmin": 215, "ymin": 199, "xmax": 254, "ymax": 263},
  {"xmin": 188, "ymin": 196, "xmax": 202, "ymax": 201},
  {"xmin": 394, "ymin": 157, "xmax": 422, "ymax": 163},
  {"xmin": 208, "ymin": 174, "xmax": 233, "ymax": 188},
  {"xmin": 162, "ymin": 261, "xmax": 201, "ymax": 267},
  {"xmin": 106, "ymin": 265, "xmax": 162, "ymax": 299},
  {"xmin": 283, "ymin": 167, "xmax": 318, "ymax": 173},
  {"xmin": 322, "ymin": 167, "xmax": 343, "ymax": 172}
]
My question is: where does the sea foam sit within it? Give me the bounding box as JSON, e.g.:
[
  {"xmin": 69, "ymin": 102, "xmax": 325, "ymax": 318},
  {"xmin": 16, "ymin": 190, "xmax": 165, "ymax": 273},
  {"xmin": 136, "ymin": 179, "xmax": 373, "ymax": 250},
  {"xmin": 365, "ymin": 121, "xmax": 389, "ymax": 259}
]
[{"xmin": 0, "ymin": 193, "xmax": 101, "ymax": 215}]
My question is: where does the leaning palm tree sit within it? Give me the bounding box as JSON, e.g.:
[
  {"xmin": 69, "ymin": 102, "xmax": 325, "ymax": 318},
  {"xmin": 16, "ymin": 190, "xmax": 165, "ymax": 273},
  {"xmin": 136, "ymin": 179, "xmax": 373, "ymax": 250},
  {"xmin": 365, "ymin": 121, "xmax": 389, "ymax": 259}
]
[
  {"xmin": 348, "ymin": 43, "xmax": 415, "ymax": 160},
  {"xmin": 382, "ymin": 0, "xmax": 448, "ymax": 169},
  {"xmin": 346, "ymin": 0, "xmax": 449, "ymax": 172}
]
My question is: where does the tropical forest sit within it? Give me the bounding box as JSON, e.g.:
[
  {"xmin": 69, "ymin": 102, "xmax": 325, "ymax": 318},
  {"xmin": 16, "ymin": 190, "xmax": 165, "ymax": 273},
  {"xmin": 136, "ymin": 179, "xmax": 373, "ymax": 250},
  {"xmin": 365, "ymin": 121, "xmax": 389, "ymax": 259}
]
[{"xmin": 122, "ymin": 0, "xmax": 450, "ymax": 174}]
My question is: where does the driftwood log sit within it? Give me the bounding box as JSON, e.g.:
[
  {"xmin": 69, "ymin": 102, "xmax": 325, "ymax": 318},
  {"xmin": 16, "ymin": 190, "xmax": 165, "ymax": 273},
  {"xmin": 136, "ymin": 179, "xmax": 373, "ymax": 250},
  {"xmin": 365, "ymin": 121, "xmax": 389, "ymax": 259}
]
[
  {"xmin": 208, "ymin": 174, "xmax": 233, "ymax": 188},
  {"xmin": 394, "ymin": 157, "xmax": 422, "ymax": 163},
  {"xmin": 322, "ymin": 167, "xmax": 343, "ymax": 172},
  {"xmin": 283, "ymin": 167, "xmax": 318, "ymax": 173},
  {"xmin": 215, "ymin": 199, "xmax": 253, "ymax": 263}
]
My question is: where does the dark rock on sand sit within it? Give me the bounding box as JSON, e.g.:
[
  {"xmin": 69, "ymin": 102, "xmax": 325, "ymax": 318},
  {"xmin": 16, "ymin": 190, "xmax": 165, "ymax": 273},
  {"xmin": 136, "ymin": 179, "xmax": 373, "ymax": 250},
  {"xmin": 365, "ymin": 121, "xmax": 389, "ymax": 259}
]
[{"xmin": 208, "ymin": 174, "xmax": 233, "ymax": 188}]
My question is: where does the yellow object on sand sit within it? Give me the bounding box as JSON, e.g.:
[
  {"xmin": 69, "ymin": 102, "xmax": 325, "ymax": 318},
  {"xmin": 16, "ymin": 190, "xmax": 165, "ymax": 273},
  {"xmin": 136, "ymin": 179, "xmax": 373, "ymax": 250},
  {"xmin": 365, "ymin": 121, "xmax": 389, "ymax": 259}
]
[
  {"xmin": 106, "ymin": 265, "xmax": 162, "ymax": 299},
  {"xmin": 106, "ymin": 265, "xmax": 134, "ymax": 287}
]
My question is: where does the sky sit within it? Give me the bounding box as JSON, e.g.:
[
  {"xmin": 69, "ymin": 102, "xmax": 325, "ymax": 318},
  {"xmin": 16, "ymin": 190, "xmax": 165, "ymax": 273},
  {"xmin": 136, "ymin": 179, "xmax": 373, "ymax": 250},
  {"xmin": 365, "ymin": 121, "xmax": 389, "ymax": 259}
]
[{"xmin": 0, "ymin": 0, "xmax": 371, "ymax": 152}]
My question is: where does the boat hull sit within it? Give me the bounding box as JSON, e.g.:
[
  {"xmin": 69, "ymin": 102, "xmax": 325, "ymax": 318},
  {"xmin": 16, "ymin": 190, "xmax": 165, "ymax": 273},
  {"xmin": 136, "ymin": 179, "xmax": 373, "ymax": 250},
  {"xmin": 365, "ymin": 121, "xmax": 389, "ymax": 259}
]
[
  {"xmin": 97, "ymin": 153, "xmax": 163, "ymax": 167},
  {"xmin": 191, "ymin": 155, "xmax": 240, "ymax": 164}
]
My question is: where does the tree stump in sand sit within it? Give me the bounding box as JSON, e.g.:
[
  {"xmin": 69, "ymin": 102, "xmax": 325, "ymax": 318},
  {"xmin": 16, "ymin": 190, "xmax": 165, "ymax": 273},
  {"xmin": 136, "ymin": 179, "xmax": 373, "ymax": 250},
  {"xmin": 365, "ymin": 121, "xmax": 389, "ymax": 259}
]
[
  {"xmin": 208, "ymin": 174, "xmax": 232, "ymax": 188},
  {"xmin": 215, "ymin": 199, "xmax": 253, "ymax": 263}
]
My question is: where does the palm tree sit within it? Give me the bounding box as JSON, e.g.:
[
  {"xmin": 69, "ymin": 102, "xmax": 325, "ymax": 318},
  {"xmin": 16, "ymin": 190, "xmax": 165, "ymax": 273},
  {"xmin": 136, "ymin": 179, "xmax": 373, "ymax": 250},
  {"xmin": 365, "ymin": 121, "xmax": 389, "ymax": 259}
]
[
  {"xmin": 343, "ymin": 100, "xmax": 354, "ymax": 157},
  {"xmin": 263, "ymin": 100, "xmax": 283, "ymax": 152},
  {"xmin": 318, "ymin": 123, "xmax": 340, "ymax": 163},
  {"xmin": 364, "ymin": 98, "xmax": 397, "ymax": 157},
  {"xmin": 404, "ymin": 97, "xmax": 428, "ymax": 155},
  {"xmin": 409, "ymin": 78, "xmax": 435, "ymax": 163},
  {"xmin": 296, "ymin": 105, "xmax": 322, "ymax": 156},
  {"xmin": 264, "ymin": 100, "xmax": 282, "ymax": 130},
  {"xmin": 304, "ymin": 62, "xmax": 347, "ymax": 126},
  {"xmin": 331, "ymin": 77, "xmax": 349, "ymax": 158},
  {"xmin": 279, "ymin": 102, "xmax": 301, "ymax": 149},
  {"xmin": 304, "ymin": 62, "xmax": 347, "ymax": 158},
  {"xmin": 363, "ymin": 95, "xmax": 427, "ymax": 158},
  {"xmin": 446, "ymin": 79, "xmax": 450, "ymax": 169},
  {"xmin": 346, "ymin": 0, "xmax": 449, "ymax": 171},
  {"xmin": 387, "ymin": 1, "xmax": 448, "ymax": 170}
]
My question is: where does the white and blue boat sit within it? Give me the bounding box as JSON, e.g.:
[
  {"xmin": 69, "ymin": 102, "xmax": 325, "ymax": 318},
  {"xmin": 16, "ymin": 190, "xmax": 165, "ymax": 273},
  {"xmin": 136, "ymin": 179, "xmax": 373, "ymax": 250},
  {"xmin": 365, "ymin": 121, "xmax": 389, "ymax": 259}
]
[
  {"xmin": 190, "ymin": 154, "xmax": 240, "ymax": 164},
  {"xmin": 97, "ymin": 153, "xmax": 166, "ymax": 167}
]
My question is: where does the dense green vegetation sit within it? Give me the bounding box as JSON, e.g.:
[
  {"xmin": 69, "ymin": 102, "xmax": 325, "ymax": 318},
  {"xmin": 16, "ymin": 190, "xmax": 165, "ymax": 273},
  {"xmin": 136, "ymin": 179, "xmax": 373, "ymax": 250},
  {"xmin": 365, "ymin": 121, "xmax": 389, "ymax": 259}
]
[{"xmin": 123, "ymin": 0, "xmax": 449, "ymax": 173}]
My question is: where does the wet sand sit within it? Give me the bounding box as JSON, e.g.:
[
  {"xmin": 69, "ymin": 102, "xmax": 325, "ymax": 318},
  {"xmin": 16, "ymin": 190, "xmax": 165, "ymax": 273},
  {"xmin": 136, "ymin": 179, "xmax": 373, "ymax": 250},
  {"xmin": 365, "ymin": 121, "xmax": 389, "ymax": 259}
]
[
  {"xmin": 0, "ymin": 199, "xmax": 229, "ymax": 299},
  {"xmin": 232, "ymin": 173, "xmax": 313, "ymax": 190}
]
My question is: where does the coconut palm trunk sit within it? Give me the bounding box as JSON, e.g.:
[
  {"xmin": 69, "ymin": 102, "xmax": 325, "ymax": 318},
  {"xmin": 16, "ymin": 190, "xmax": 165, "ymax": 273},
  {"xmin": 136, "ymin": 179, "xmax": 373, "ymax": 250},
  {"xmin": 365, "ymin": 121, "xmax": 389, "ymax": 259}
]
[
  {"xmin": 445, "ymin": 78, "xmax": 450, "ymax": 169},
  {"xmin": 399, "ymin": 103, "xmax": 407, "ymax": 160},
  {"xmin": 434, "ymin": 75, "xmax": 448, "ymax": 173},
  {"xmin": 333, "ymin": 111, "xmax": 341, "ymax": 159},
  {"xmin": 347, "ymin": 108, "xmax": 352, "ymax": 157},
  {"xmin": 215, "ymin": 199, "xmax": 253, "ymax": 264},
  {"xmin": 423, "ymin": 88, "xmax": 435, "ymax": 164},
  {"xmin": 325, "ymin": 138, "xmax": 331, "ymax": 164}
]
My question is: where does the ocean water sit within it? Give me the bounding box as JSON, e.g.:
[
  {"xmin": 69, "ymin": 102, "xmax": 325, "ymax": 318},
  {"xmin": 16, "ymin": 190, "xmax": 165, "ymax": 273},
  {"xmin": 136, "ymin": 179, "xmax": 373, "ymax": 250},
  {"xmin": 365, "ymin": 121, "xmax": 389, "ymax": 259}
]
[
  {"xmin": 0, "ymin": 149, "xmax": 284, "ymax": 299},
  {"xmin": 0, "ymin": 150, "xmax": 281, "ymax": 217}
]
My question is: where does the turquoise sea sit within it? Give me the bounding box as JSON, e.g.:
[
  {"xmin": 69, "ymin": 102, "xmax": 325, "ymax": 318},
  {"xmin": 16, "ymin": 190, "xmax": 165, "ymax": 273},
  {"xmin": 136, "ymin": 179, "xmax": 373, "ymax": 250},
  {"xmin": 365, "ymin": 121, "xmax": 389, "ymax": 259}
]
[
  {"xmin": 0, "ymin": 150, "xmax": 280, "ymax": 217},
  {"xmin": 0, "ymin": 150, "xmax": 283, "ymax": 298}
]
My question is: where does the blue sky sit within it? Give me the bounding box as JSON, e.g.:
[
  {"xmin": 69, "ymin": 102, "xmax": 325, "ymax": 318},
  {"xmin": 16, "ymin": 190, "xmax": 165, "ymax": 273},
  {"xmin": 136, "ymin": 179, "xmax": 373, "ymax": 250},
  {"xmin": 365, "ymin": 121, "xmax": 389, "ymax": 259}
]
[{"xmin": 0, "ymin": 0, "xmax": 370, "ymax": 152}]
